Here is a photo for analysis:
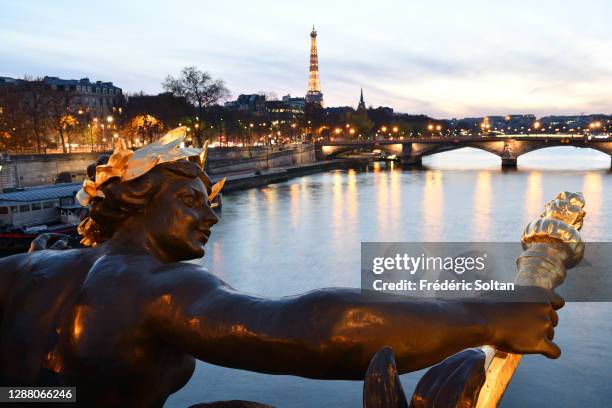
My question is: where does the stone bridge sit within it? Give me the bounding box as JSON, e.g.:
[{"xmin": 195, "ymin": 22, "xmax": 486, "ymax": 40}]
[{"xmin": 315, "ymin": 136, "xmax": 612, "ymax": 167}]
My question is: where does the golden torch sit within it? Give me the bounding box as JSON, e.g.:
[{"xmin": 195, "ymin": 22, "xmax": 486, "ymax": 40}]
[{"xmin": 476, "ymin": 191, "xmax": 586, "ymax": 407}]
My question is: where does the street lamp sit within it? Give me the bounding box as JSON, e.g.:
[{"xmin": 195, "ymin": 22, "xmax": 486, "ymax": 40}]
[{"xmin": 101, "ymin": 124, "xmax": 106, "ymax": 146}]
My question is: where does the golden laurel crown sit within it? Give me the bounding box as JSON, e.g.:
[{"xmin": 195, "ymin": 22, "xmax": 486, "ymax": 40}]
[{"xmin": 76, "ymin": 126, "xmax": 225, "ymax": 208}]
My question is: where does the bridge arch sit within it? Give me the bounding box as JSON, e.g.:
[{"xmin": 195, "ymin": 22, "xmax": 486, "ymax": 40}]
[
  {"xmin": 518, "ymin": 145, "xmax": 612, "ymax": 168},
  {"xmin": 318, "ymin": 142, "xmax": 403, "ymax": 159},
  {"xmin": 417, "ymin": 144, "xmax": 504, "ymax": 159}
]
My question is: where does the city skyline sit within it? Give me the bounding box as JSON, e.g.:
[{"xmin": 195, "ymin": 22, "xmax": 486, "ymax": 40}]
[{"xmin": 2, "ymin": 1, "xmax": 612, "ymax": 119}]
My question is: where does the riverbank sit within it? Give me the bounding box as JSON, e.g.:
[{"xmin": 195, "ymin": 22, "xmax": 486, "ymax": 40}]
[{"xmin": 218, "ymin": 157, "xmax": 371, "ymax": 192}]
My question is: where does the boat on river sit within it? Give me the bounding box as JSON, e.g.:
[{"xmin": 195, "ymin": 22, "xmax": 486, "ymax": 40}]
[{"xmin": 0, "ymin": 183, "xmax": 86, "ymax": 251}]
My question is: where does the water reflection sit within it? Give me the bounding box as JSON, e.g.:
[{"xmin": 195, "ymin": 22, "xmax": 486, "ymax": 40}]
[
  {"xmin": 332, "ymin": 170, "xmax": 345, "ymax": 246},
  {"xmin": 290, "ymin": 182, "xmax": 300, "ymax": 229},
  {"xmin": 375, "ymin": 167, "xmax": 389, "ymax": 238},
  {"xmin": 346, "ymin": 169, "xmax": 358, "ymax": 233},
  {"xmin": 582, "ymin": 173, "xmax": 603, "ymax": 240},
  {"xmin": 389, "ymin": 166, "xmax": 401, "ymax": 238},
  {"xmin": 422, "ymin": 170, "xmax": 444, "ymax": 241},
  {"xmin": 473, "ymin": 171, "xmax": 492, "ymax": 240},
  {"xmin": 524, "ymin": 171, "xmax": 543, "ymax": 222}
]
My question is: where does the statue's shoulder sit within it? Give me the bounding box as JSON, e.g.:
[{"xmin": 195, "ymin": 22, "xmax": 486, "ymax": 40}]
[
  {"xmin": 151, "ymin": 261, "xmax": 216, "ymax": 280},
  {"xmin": 0, "ymin": 249, "xmax": 93, "ymax": 307},
  {"xmin": 0, "ymin": 252, "xmax": 25, "ymax": 271},
  {"xmin": 1, "ymin": 248, "xmax": 88, "ymax": 274},
  {"xmin": 0, "ymin": 253, "xmax": 27, "ymax": 297},
  {"xmin": 148, "ymin": 262, "xmax": 225, "ymax": 293}
]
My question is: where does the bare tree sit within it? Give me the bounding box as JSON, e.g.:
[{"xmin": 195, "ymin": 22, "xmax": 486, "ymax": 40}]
[
  {"xmin": 47, "ymin": 90, "xmax": 76, "ymax": 153},
  {"xmin": 0, "ymin": 86, "xmax": 30, "ymax": 152},
  {"xmin": 163, "ymin": 66, "xmax": 229, "ymax": 146},
  {"xmin": 20, "ymin": 78, "xmax": 50, "ymax": 153}
]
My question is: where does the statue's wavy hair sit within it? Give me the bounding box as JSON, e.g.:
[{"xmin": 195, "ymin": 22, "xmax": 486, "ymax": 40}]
[{"xmin": 80, "ymin": 159, "xmax": 208, "ymax": 246}]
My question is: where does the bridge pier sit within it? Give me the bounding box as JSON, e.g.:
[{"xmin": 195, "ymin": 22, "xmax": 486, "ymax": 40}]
[
  {"xmin": 501, "ymin": 157, "xmax": 517, "ymax": 168},
  {"xmin": 400, "ymin": 156, "xmax": 422, "ymax": 166}
]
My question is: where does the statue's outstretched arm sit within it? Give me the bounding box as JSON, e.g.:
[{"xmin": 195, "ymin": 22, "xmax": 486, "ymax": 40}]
[{"xmin": 146, "ymin": 264, "xmax": 561, "ymax": 380}]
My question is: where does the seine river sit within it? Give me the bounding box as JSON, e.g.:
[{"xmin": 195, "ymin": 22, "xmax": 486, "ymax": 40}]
[{"xmin": 166, "ymin": 147, "xmax": 612, "ymax": 407}]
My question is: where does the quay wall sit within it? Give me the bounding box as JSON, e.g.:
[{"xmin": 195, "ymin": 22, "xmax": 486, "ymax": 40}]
[{"xmin": 0, "ymin": 145, "xmax": 316, "ymax": 190}]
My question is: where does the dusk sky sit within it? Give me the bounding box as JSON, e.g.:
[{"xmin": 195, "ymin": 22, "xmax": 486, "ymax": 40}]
[{"xmin": 2, "ymin": 0, "xmax": 611, "ymax": 118}]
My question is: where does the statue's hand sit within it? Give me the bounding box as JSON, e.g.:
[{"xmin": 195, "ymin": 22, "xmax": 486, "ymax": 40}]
[
  {"xmin": 483, "ymin": 286, "xmax": 564, "ymax": 359},
  {"xmin": 28, "ymin": 233, "xmax": 72, "ymax": 252},
  {"xmin": 409, "ymin": 349, "xmax": 486, "ymax": 408}
]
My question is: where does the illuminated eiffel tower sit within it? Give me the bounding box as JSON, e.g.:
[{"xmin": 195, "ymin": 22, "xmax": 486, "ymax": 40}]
[{"xmin": 305, "ymin": 25, "xmax": 324, "ymax": 105}]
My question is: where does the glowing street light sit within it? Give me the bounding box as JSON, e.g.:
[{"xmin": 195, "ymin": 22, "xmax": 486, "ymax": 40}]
[
  {"xmin": 106, "ymin": 115, "xmax": 114, "ymax": 123},
  {"xmin": 381, "ymin": 126, "xmax": 388, "ymax": 133},
  {"xmin": 392, "ymin": 126, "xmax": 398, "ymax": 133}
]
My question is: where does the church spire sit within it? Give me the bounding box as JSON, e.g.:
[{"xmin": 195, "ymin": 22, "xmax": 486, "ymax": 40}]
[{"xmin": 357, "ymin": 88, "xmax": 366, "ymax": 111}]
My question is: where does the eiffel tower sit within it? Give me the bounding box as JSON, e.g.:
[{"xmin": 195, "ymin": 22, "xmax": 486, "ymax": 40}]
[{"xmin": 305, "ymin": 25, "xmax": 324, "ymax": 106}]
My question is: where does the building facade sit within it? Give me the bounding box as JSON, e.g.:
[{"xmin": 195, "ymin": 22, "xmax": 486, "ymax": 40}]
[
  {"xmin": 224, "ymin": 94, "xmax": 267, "ymax": 115},
  {"xmin": 0, "ymin": 75, "xmax": 123, "ymax": 118},
  {"xmin": 44, "ymin": 76, "xmax": 123, "ymax": 117}
]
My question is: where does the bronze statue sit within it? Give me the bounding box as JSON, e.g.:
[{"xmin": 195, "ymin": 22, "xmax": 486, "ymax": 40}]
[{"xmin": 0, "ymin": 128, "xmax": 563, "ymax": 407}]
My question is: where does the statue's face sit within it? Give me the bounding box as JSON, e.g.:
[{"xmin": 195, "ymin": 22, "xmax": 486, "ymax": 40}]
[{"xmin": 145, "ymin": 175, "xmax": 219, "ymax": 262}]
